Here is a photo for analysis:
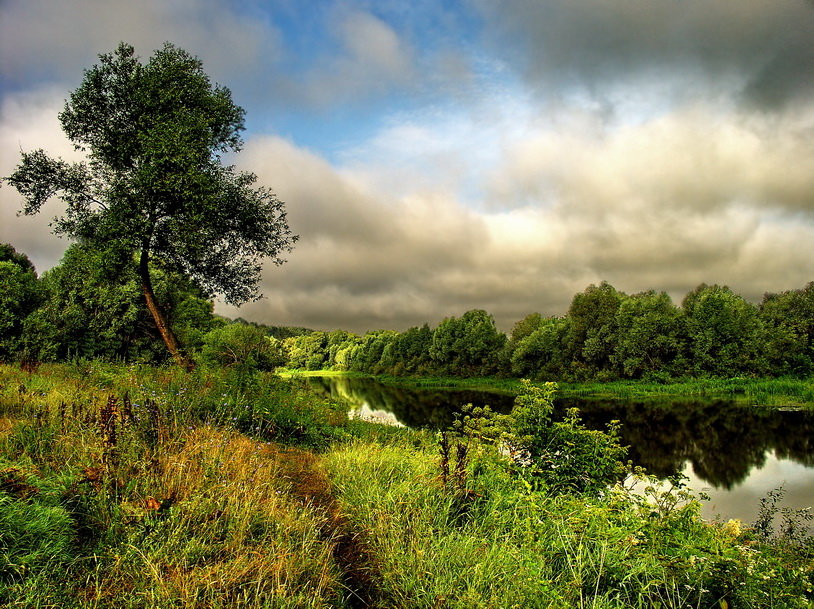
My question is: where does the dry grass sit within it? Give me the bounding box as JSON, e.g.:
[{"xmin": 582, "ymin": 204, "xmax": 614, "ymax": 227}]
[
  {"xmin": 91, "ymin": 426, "xmax": 345, "ymax": 608},
  {"xmin": 0, "ymin": 416, "xmax": 17, "ymax": 438}
]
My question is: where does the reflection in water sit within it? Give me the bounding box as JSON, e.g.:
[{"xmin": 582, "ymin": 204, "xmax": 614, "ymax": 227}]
[
  {"xmin": 307, "ymin": 375, "xmax": 814, "ymax": 491},
  {"xmin": 306, "ymin": 376, "xmax": 515, "ymax": 429},
  {"xmin": 556, "ymin": 398, "xmax": 814, "ymax": 489},
  {"xmin": 684, "ymin": 459, "xmax": 814, "ymax": 527}
]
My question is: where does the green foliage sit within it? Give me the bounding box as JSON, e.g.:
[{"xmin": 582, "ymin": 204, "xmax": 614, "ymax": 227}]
[
  {"xmin": 682, "ymin": 283, "xmax": 764, "ymax": 376},
  {"xmin": 275, "ymin": 277, "xmax": 814, "ymax": 384},
  {"xmin": 760, "ymin": 282, "xmax": 814, "ymax": 376},
  {"xmin": 498, "ymin": 380, "xmax": 628, "ymax": 495},
  {"xmin": 283, "ymin": 331, "xmax": 331, "ymax": 371},
  {"xmin": 429, "ymin": 309, "xmax": 506, "ymax": 376},
  {"xmin": 0, "ymin": 365, "xmax": 348, "ymax": 607},
  {"xmin": 200, "ymin": 323, "xmax": 284, "ymax": 371},
  {"xmin": 1, "ymin": 363, "xmax": 812, "ymax": 607},
  {"xmin": 0, "ymin": 244, "xmax": 36, "ymax": 274},
  {"xmin": 752, "ymin": 486, "xmax": 814, "ymax": 551},
  {"xmin": 0, "ymin": 251, "xmax": 42, "ymax": 362},
  {"xmin": 0, "ymin": 469, "xmax": 76, "ymax": 591},
  {"xmin": 431, "ymin": 380, "xmax": 627, "ymax": 501},
  {"xmin": 566, "ymin": 282, "xmax": 625, "ymax": 377},
  {"xmin": 611, "ymin": 290, "xmax": 683, "ymax": 378},
  {"xmin": 509, "ymin": 312, "xmax": 543, "ymax": 343},
  {"xmin": 327, "ymin": 441, "xmax": 814, "ymax": 609},
  {"xmin": 22, "ymin": 243, "xmax": 216, "ymax": 363},
  {"xmin": 509, "ymin": 316, "xmax": 570, "ymax": 378}
]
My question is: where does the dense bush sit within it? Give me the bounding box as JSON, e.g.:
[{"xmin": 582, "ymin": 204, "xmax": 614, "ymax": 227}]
[
  {"xmin": 501, "ymin": 381, "xmax": 627, "ymax": 494},
  {"xmin": 200, "ymin": 323, "xmax": 285, "ymax": 371}
]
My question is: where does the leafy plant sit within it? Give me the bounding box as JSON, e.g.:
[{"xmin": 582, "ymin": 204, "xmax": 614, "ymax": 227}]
[{"xmin": 498, "ymin": 380, "xmax": 628, "ymax": 495}]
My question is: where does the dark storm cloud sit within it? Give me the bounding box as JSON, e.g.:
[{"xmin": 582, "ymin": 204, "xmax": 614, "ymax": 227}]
[{"xmin": 474, "ymin": 0, "xmax": 814, "ymax": 110}]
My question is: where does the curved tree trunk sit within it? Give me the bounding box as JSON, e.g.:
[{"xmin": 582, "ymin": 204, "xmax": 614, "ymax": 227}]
[{"xmin": 138, "ymin": 250, "xmax": 196, "ymax": 371}]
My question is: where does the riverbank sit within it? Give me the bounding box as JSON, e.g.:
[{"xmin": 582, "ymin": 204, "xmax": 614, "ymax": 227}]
[
  {"xmin": 2, "ymin": 362, "xmax": 812, "ymax": 607},
  {"xmin": 278, "ymin": 368, "xmax": 814, "ymax": 408}
]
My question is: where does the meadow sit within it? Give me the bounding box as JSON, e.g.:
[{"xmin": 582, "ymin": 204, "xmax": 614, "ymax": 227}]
[{"xmin": 1, "ymin": 362, "xmax": 812, "ymax": 608}]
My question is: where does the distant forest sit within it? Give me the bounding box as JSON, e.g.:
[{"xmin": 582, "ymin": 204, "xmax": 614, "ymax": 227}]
[{"xmin": 2, "ymin": 242, "xmax": 812, "ymax": 380}]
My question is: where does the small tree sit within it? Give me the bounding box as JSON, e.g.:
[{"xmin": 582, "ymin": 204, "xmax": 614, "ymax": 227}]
[{"xmin": 5, "ymin": 43, "xmax": 296, "ymax": 370}]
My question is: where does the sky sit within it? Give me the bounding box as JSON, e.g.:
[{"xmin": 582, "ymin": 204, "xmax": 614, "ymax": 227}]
[{"xmin": 1, "ymin": 0, "xmax": 813, "ymax": 333}]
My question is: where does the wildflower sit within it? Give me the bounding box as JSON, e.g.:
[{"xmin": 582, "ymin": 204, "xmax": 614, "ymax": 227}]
[{"xmin": 722, "ymin": 519, "xmax": 742, "ymax": 537}]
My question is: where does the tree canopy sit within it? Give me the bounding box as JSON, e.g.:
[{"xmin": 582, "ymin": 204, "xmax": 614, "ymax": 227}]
[{"xmin": 5, "ymin": 42, "xmax": 296, "ymax": 369}]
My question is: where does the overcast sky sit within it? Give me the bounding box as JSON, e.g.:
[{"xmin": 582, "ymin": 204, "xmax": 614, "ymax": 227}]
[{"xmin": 2, "ymin": 0, "xmax": 813, "ymax": 333}]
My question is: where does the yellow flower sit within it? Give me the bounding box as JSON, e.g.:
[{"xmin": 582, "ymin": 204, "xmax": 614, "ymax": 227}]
[{"xmin": 722, "ymin": 519, "xmax": 742, "ymax": 537}]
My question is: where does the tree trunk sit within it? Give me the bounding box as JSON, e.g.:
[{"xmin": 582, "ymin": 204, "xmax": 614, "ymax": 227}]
[{"xmin": 138, "ymin": 251, "xmax": 195, "ymax": 371}]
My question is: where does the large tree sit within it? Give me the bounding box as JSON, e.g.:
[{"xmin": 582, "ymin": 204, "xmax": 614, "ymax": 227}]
[{"xmin": 5, "ymin": 43, "xmax": 295, "ymax": 369}]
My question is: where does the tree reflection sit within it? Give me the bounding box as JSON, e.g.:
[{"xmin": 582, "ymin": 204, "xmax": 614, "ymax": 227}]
[{"xmin": 307, "ymin": 376, "xmax": 814, "ymax": 489}]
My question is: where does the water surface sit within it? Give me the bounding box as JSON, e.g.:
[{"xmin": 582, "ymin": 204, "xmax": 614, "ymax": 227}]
[{"xmin": 307, "ymin": 375, "xmax": 814, "ymax": 526}]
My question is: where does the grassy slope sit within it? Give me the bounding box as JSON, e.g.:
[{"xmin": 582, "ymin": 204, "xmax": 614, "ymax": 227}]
[
  {"xmin": 0, "ymin": 363, "xmax": 350, "ymax": 608},
  {"xmin": 1, "ymin": 363, "xmax": 812, "ymax": 608}
]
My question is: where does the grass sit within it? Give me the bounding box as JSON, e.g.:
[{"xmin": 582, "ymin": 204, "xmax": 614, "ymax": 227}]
[
  {"xmin": 556, "ymin": 376, "xmax": 814, "ymax": 407},
  {"xmin": 325, "ymin": 441, "xmax": 814, "ymax": 608},
  {"xmin": 1, "ymin": 362, "xmax": 812, "ymax": 608},
  {"xmin": 0, "ymin": 363, "xmax": 350, "ymax": 608}
]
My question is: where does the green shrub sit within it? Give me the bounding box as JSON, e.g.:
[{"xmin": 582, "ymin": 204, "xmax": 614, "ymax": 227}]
[
  {"xmin": 498, "ymin": 380, "xmax": 628, "ymax": 495},
  {"xmin": 200, "ymin": 324, "xmax": 285, "ymax": 371}
]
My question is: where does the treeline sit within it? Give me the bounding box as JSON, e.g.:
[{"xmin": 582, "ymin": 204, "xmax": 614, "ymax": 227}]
[
  {"xmin": 281, "ymin": 281, "xmax": 814, "ymax": 380},
  {"xmin": 2, "ymin": 242, "xmax": 812, "ymax": 379}
]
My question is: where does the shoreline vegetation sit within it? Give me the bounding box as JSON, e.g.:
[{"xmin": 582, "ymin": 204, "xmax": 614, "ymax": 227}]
[
  {"xmin": 278, "ymin": 368, "xmax": 814, "ymax": 409},
  {"xmin": 1, "ymin": 361, "xmax": 812, "ymax": 607}
]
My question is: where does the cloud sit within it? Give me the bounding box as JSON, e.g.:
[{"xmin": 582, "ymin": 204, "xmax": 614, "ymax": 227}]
[
  {"xmin": 474, "ymin": 0, "xmax": 814, "ymax": 111},
  {"xmin": 485, "ymin": 106, "xmax": 814, "ymax": 218},
  {"xmin": 0, "ymin": 0, "xmax": 281, "ymax": 91},
  {"xmin": 216, "ymin": 99, "xmax": 814, "ymax": 332},
  {"xmin": 218, "ymin": 135, "xmax": 492, "ymax": 331},
  {"xmin": 0, "ymin": 86, "xmax": 81, "ymax": 274},
  {"xmin": 3, "ymin": 0, "xmax": 813, "ymax": 334},
  {"xmin": 290, "ymin": 9, "xmax": 417, "ymax": 108}
]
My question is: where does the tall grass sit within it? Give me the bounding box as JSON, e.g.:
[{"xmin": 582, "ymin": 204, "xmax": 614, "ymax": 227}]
[
  {"xmin": 0, "ymin": 363, "xmax": 349, "ymax": 608},
  {"xmin": 325, "ymin": 441, "xmax": 814, "ymax": 608},
  {"xmin": 1, "ymin": 363, "xmax": 812, "ymax": 608}
]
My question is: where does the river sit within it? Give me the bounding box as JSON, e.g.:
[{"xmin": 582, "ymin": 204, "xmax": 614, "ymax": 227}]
[{"xmin": 306, "ymin": 374, "xmax": 814, "ymax": 527}]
